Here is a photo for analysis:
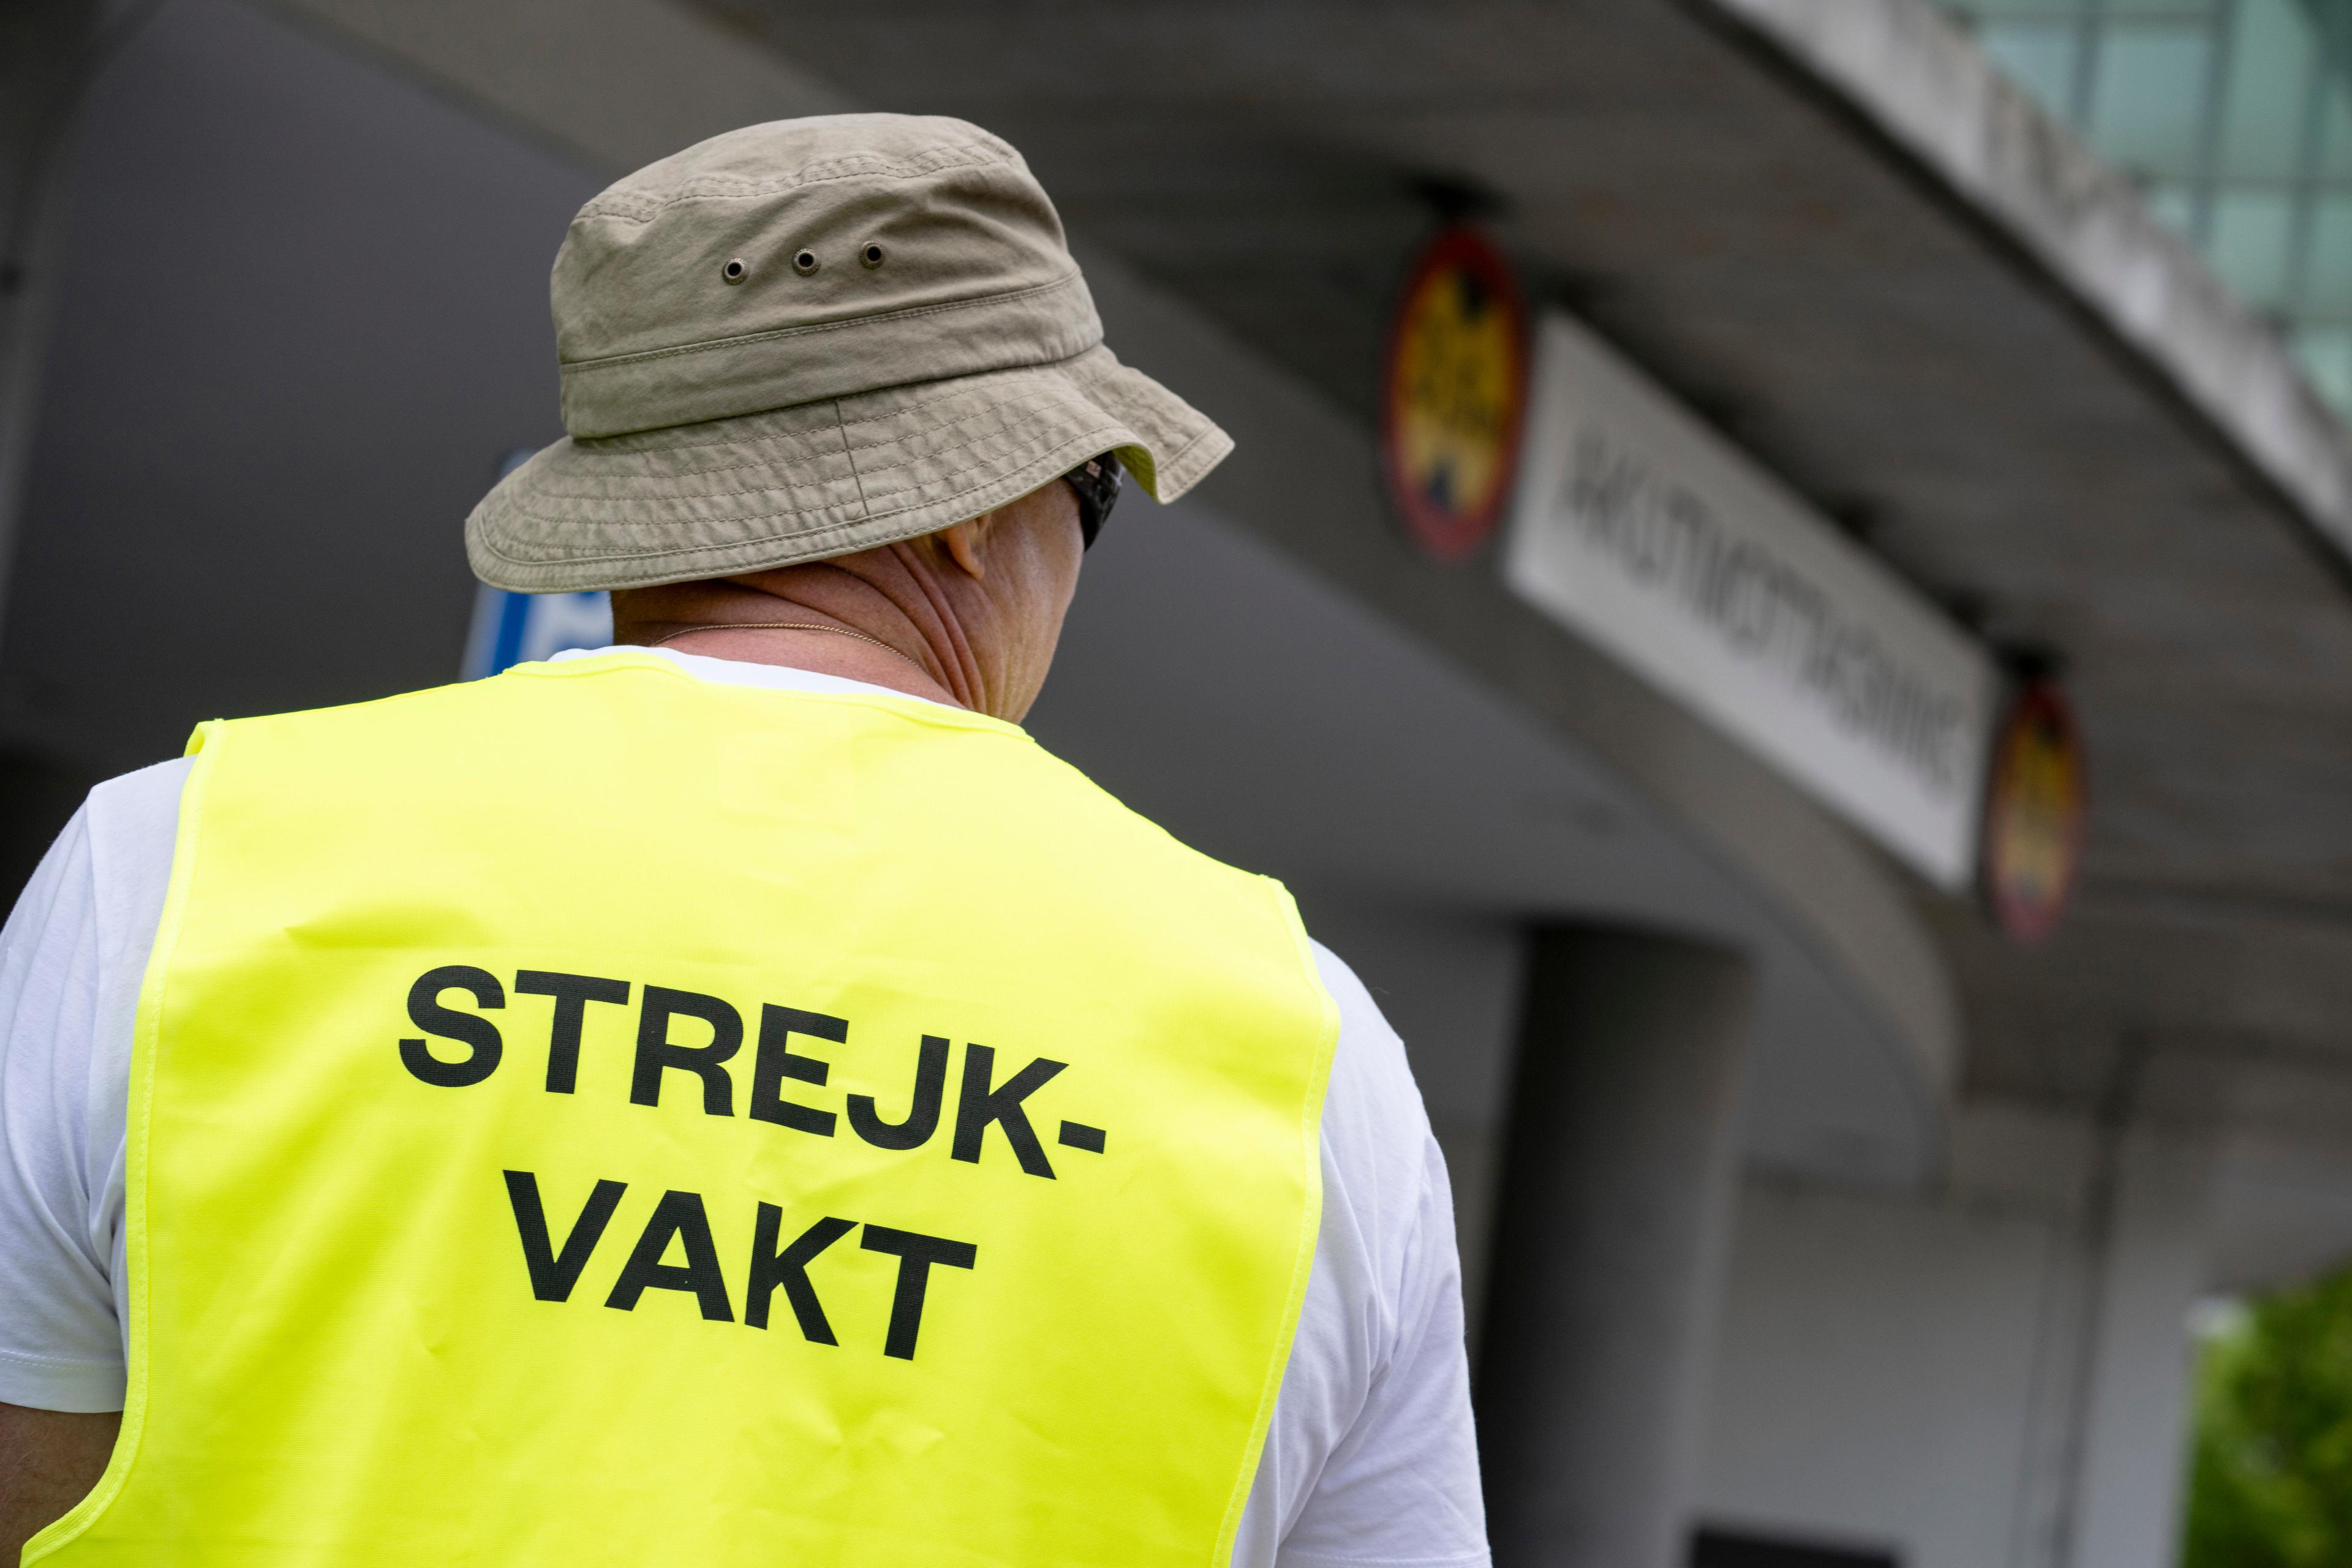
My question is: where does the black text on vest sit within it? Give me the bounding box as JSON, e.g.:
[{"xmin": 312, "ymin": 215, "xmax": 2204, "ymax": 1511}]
[
  {"xmin": 502, "ymin": 1171, "xmax": 976, "ymax": 1360},
  {"xmin": 399, "ymin": 965, "xmax": 1111, "ymax": 1174}
]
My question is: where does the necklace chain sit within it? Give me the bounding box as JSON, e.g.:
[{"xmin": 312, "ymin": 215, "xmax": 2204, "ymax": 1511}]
[{"xmin": 649, "ymin": 620, "xmax": 930, "ymax": 676}]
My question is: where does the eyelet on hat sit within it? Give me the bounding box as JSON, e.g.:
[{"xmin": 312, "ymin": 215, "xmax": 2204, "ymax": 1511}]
[
  {"xmin": 793, "ymin": 250, "xmax": 820, "ymax": 275},
  {"xmin": 861, "ymin": 243, "xmax": 886, "ymax": 268},
  {"xmin": 721, "ymin": 258, "xmax": 748, "ymax": 284}
]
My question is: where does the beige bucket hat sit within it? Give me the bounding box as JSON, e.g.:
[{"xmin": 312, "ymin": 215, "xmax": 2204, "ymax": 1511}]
[{"xmin": 466, "ymin": 115, "xmax": 1234, "ymax": 592}]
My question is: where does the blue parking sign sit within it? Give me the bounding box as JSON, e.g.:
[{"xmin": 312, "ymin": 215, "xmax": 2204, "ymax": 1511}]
[{"xmin": 461, "ymin": 587, "xmax": 613, "ymax": 680}]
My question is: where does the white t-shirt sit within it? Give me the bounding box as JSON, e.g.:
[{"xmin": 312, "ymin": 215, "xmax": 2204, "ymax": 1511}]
[{"xmin": 0, "ymin": 649, "xmax": 1487, "ymax": 1568}]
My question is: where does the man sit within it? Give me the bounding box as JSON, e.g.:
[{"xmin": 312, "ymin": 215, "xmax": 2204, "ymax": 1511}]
[{"xmin": 0, "ymin": 115, "xmax": 1485, "ymax": 1565}]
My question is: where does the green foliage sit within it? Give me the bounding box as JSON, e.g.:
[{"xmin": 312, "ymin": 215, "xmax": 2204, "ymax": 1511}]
[{"xmin": 2182, "ymin": 1269, "xmax": 2352, "ymax": 1568}]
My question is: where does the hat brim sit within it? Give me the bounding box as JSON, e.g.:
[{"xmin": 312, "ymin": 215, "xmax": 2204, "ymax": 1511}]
[{"xmin": 466, "ymin": 344, "xmax": 1232, "ymax": 593}]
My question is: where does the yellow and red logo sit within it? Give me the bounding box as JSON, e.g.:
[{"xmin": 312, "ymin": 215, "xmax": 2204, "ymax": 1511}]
[
  {"xmin": 1380, "ymin": 227, "xmax": 1528, "ymax": 560},
  {"xmin": 1982, "ymin": 680, "xmax": 2087, "ymax": 944}
]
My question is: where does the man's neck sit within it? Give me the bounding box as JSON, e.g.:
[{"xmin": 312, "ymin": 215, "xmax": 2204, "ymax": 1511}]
[{"xmin": 625, "ymin": 624, "xmax": 964, "ymax": 709}]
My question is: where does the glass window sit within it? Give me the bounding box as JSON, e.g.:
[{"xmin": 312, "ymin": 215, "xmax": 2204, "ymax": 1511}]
[
  {"xmin": 2090, "ymin": 24, "xmax": 2216, "ymax": 175},
  {"xmin": 2211, "ymin": 188, "xmax": 2299, "ymax": 304},
  {"xmin": 2302, "ymin": 194, "xmax": 2352, "ymax": 312},
  {"xmin": 2216, "ymin": 0, "xmax": 2320, "ymax": 181},
  {"xmin": 1981, "ymin": 21, "xmax": 2084, "ymax": 107},
  {"xmin": 2148, "ymin": 179, "xmax": 2204, "ymax": 235},
  {"xmin": 2292, "ymin": 324, "xmax": 2352, "ymax": 406},
  {"xmin": 1942, "ymin": 0, "xmax": 2352, "ymax": 415},
  {"xmin": 2315, "ymin": 87, "xmax": 2352, "ymax": 179},
  {"xmin": 1962, "ymin": 0, "xmax": 2086, "ymax": 17}
]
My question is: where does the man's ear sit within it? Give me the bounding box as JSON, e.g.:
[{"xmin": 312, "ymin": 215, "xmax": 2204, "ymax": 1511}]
[{"xmin": 940, "ymin": 513, "xmax": 990, "ymax": 579}]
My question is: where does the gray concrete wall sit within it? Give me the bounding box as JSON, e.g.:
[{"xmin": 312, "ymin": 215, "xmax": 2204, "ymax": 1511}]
[
  {"xmin": 1695, "ymin": 1106, "xmax": 2214, "ymax": 1568},
  {"xmin": 2068, "ymin": 1136, "xmax": 2211, "ymax": 1568},
  {"xmin": 0, "ymin": 1, "xmax": 107, "ymax": 633},
  {"xmin": 1482, "ymin": 927, "xmax": 1754, "ymax": 1568},
  {"xmin": 1697, "ymin": 1174, "xmax": 2057, "ymax": 1568}
]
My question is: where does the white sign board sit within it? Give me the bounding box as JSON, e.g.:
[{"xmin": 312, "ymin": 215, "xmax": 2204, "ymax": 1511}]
[{"xmin": 1503, "ymin": 312, "xmax": 1998, "ymax": 888}]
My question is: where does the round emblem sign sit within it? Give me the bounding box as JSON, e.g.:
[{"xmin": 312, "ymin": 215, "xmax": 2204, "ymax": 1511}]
[
  {"xmin": 1379, "ymin": 226, "xmax": 1528, "ymax": 560},
  {"xmin": 1981, "ymin": 680, "xmax": 2087, "ymax": 944}
]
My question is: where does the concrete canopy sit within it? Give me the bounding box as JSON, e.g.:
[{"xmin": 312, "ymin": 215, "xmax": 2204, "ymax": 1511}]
[{"xmin": 657, "ymin": 1, "xmax": 2352, "ymax": 1160}]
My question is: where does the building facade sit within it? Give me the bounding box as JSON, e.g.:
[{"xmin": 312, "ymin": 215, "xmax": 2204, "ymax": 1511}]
[{"xmin": 8, "ymin": 2, "xmax": 2352, "ymax": 1566}]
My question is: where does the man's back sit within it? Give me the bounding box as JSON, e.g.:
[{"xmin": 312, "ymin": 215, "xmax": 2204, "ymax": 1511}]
[
  {"xmin": 34, "ymin": 652, "xmax": 1337, "ymax": 1564},
  {"xmin": 0, "ymin": 652, "xmax": 1488, "ymax": 1566}
]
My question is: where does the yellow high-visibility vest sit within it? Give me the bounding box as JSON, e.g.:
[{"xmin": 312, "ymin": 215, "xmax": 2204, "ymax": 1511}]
[{"xmin": 28, "ymin": 652, "xmax": 1336, "ymax": 1567}]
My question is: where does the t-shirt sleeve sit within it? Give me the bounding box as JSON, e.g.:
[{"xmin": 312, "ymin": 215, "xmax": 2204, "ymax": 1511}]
[
  {"xmin": 0, "ymin": 804, "xmax": 127, "ymax": 1412},
  {"xmin": 1276, "ymin": 944, "xmax": 1490, "ymax": 1568},
  {"xmin": 1278, "ymin": 1137, "xmax": 1488, "ymax": 1566}
]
